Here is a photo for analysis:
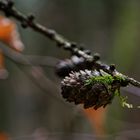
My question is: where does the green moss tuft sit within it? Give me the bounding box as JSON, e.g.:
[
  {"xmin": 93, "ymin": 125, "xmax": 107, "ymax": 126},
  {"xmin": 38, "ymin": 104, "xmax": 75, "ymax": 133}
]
[
  {"xmin": 114, "ymin": 89, "xmax": 133, "ymax": 108},
  {"xmin": 85, "ymin": 75, "xmax": 114, "ymax": 86},
  {"xmin": 85, "ymin": 73, "xmax": 133, "ymax": 108}
]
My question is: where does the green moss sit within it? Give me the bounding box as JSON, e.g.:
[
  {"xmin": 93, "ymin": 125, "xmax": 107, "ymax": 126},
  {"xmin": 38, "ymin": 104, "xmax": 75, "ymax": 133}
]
[
  {"xmin": 85, "ymin": 73, "xmax": 133, "ymax": 108},
  {"xmin": 85, "ymin": 75, "xmax": 114, "ymax": 86},
  {"xmin": 85, "ymin": 73, "xmax": 127, "ymax": 86},
  {"xmin": 114, "ymin": 89, "xmax": 133, "ymax": 108},
  {"xmin": 114, "ymin": 75, "xmax": 126, "ymax": 82}
]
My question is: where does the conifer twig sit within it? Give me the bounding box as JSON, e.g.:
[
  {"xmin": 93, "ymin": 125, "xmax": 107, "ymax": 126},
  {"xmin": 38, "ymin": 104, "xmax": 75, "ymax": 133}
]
[{"xmin": 0, "ymin": 0, "xmax": 140, "ymax": 88}]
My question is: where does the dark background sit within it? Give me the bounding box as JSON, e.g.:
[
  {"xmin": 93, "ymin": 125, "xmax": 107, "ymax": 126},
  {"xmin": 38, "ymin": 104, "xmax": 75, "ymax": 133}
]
[{"xmin": 0, "ymin": 0, "xmax": 140, "ymax": 139}]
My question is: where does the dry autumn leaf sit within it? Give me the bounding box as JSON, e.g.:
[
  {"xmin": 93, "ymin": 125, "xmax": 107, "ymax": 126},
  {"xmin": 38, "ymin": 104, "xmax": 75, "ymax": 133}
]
[
  {"xmin": 0, "ymin": 15, "xmax": 24, "ymax": 51},
  {"xmin": 0, "ymin": 132, "xmax": 8, "ymax": 140},
  {"xmin": 0, "ymin": 15, "xmax": 24, "ymax": 79},
  {"xmin": 83, "ymin": 107, "xmax": 107, "ymax": 136}
]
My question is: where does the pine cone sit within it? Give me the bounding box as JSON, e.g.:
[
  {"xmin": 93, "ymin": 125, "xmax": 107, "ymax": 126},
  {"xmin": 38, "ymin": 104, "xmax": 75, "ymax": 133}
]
[
  {"xmin": 61, "ymin": 70, "xmax": 115, "ymax": 110},
  {"xmin": 55, "ymin": 55, "xmax": 93, "ymax": 78}
]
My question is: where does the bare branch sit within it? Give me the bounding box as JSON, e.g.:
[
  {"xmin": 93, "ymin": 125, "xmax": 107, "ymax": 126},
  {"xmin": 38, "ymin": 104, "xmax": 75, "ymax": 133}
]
[{"xmin": 0, "ymin": 0, "xmax": 140, "ymax": 88}]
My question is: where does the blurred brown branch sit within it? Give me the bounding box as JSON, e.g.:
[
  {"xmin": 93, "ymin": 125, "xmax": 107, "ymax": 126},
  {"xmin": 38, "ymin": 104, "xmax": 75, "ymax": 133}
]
[
  {"xmin": 0, "ymin": 44, "xmax": 71, "ymax": 107},
  {"xmin": 0, "ymin": 0, "xmax": 140, "ymax": 89},
  {"xmin": 0, "ymin": 44, "xmax": 59, "ymax": 67}
]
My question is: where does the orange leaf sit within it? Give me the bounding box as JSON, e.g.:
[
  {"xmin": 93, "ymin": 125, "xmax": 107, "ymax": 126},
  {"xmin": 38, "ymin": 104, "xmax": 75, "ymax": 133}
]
[
  {"xmin": 0, "ymin": 49, "xmax": 4, "ymax": 69},
  {"xmin": 83, "ymin": 107, "xmax": 107, "ymax": 136},
  {"xmin": 0, "ymin": 132, "xmax": 9, "ymax": 140},
  {"xmin": 0, "ymin": 15, "xmax": 24, "ymax": 52}
]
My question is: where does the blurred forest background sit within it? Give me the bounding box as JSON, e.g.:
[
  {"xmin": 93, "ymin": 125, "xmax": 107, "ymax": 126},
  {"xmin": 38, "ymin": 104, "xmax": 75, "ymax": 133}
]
[{"xmin": 0, "ymin": 0, "xmax": 140, "ymax": 140}]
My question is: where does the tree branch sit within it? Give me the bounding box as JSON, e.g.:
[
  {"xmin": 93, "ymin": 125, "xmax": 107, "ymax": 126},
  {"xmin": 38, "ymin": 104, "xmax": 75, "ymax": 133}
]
[
  {"xmin": 0, "ymin": 44, "xmax": 73, "ymax": 107},
  {"xmin": 0, "ymin": 44, "xmax": 59, "ymax": 67},
  {"xmin": 0, "ymin": 0, "xmax": 140, "ymax": 88}
]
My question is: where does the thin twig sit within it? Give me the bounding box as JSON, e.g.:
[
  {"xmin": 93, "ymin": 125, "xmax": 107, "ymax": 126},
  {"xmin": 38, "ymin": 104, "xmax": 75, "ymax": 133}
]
[
  {"xmin": 0, "ymin": 0, "xmax": 140, "ymax": 88},
  {"xmin": 1, "ymin": 43, "xmax": 140, "ymax": 98},
  {"xmin": 0, "ymin": 44, "xmax": 73, "ymax": 107},
  {"xmin": 0, "ymin": 44, "xmax": 59, "ymax": 67}
]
